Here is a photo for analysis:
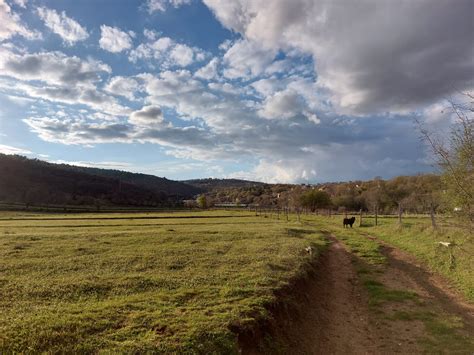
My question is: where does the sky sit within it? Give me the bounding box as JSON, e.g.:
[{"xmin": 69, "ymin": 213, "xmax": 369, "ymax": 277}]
[{"xmin": 0, "ymin": 0, "xmax": 472, "ymax": 183}]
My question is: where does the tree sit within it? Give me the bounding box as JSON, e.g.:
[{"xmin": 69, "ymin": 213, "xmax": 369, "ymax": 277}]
[
  {"xmin": 196, "ymin": 194, "xmax": 208, "ymax": 209},
  {"xmin": 300, "ymin": 190, "xmax": 332, "ymax": 212},
  {"xmin": 418, "ymin": 93, "xmax": 473, "ymax": 224}
]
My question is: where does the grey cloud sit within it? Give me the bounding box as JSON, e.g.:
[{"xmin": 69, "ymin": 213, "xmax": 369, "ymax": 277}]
[
  {"xmin": 81, "ymin": 124, "xmax": 131, "ymax": 139},
  {"xmin": 204, "ymin": 0, "xmax": 474, "ymax": 114},
  {"xmin": 129, "ymin": 105, "xmax": 164, "ymax": 127},
  {"xmin": 2, "ymin": 51, "xmax": 110, "ymax": 86}
]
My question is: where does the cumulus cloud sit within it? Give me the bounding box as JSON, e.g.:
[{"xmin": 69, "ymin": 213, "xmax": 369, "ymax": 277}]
[
  {"xmin": 19, "ymin": 64, "xmax": 432, "ymax": 182},
  {"xmin": 22, "ymin": 109, "xmax": 216, "ymax": 155},
  {"xmin": 6, "ymin": 0, "xmax": 460, "ymax": 183},
  {"xmin": 169, "ymin": 43, "xmax": 194, "ymax": 67},
  {"xmin": 222, "ymin": 39, "xmax": 276, "ymax": 79},
  {"xmin": 258, "ymin": 89, "xmax": 306, "ymax": 119},
  {"xmin": 0, "ymin": 0, "xmax": 41, "ymax": 41},
  {"xmin": 104, "ymin": 76, "xmax": 141, "ymax": 100},
  {"xmin": 129, "ymin": 105, "xmax": 164, "ymax": 127},
  {"xmin": 146, "ymin": 0, "xmax": 192, "ymax": 13},
  {"xmin": 37, "ymin": 6, "xmax": 88, "ymax": 45},
  {"xmin": 11, "ymin": 0, "xmax": 27, "ymax": 8},
  {"xmin": 204, "ymin": 0, "xmax": 474, "ymax": 114},
  {"xmin": 99, "ymin": 25, "xmax": 134, "ymax": 53},
  {"xmin": 0, "ymin": 48, "xmax": 131, "ymax": 116},
  {"xmin": 195, "ymin": 57, "xmax": 219, "ymax": 80},
  {"xmin": 129, "ymin": 36, "xmax": 205, "ymax": 68},
  {"xmin": 23, "ymin": 116, "xmax": 131, "ymax": 145},
  {"xmin": 143, "ymin": 28, "xmax": 159, "ymax": 41},
  {"xmin": 0, "ymin": 49, "xmax": 110, "ymax": 86}
]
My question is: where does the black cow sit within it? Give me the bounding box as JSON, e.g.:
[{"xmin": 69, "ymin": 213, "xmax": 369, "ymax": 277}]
[{"xmin": 343, "ymin": 216, "xmax": 356, "ymax": 228}]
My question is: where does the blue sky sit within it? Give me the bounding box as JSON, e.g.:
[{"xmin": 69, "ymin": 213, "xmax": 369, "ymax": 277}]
[{"xmin": 0, "ymin": 0, "xmax": 472, "ymax": 182}]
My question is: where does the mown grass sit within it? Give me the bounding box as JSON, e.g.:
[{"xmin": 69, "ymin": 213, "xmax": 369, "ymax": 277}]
[{"xmin": 0, "ymin": 210, "xmax": 327, "ymax": 353}]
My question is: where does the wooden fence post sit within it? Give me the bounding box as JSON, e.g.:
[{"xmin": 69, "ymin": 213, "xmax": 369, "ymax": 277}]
[
  {"xmin": 375, "ymin": 205, "xmax": 378, "ymax": 226},
  {"xmin": 430, "ymin": 203, "xmax": 437, "ymax": 229},
  {"xmin": 398, "ymin": 202, "xmax": 402, "ymax": 225}
]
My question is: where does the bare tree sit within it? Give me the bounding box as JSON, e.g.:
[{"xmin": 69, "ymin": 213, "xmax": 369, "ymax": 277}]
[{"xmin": 416, "ymin": 92, "xmax": 473, "ymax": 225}]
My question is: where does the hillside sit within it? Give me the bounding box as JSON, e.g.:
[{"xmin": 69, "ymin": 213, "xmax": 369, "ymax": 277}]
[
  {"xmin": 0, "ymin": 154, "xmax": 200, "ymax": 207},
  {"xmin": 184, "ymin": 178, "xmax": 266, "ymax": 191},
  {"xmin": 198, "ymin": 175, "xmax": 443, "ymax": 214},
  {"xmin": 66, "ymin": 166, "xmax": 201, "ymax": 198}
]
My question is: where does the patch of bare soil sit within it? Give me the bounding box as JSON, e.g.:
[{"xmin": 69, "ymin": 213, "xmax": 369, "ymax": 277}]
[
  {"xmin": 239, "ymin": 235, "xmax": 474, "ymax": 354},
  {"xmin": 239, "ymin": 237, "xmax": 385, "ymax": 354}
]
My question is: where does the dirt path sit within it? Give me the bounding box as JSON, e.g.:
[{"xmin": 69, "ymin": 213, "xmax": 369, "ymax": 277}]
[
  {"xmin": 241, "ymin": 235, "xmax": 474, "ymax": 354},
  {"xmin": 290, "ymin": 237, "xmax": 381, "ymax": 354}
]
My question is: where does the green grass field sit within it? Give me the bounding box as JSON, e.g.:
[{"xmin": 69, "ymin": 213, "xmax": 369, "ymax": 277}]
[
  {"xmin": 1, "ymin": 210, "xmax": 472, "ymax": 353},
  {"xmin": 0, "ymin": 210, "xmax": 327, "ymax": 353}
]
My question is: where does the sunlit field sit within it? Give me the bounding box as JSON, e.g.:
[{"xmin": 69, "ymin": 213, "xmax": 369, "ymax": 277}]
[{"xmin": 0, "ymin": 210, "xmax": 326, "ymax": 353}]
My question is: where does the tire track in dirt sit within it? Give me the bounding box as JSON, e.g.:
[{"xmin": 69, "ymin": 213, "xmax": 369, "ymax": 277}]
[
  {"xmin": 241, "ymin": 235, "xmax": 384, "ymax": 354},
  {"xmin": 241, "ymin": 233, "xmax": 474, "ymax": 354},
  {"xmin": 297, "ymin": 236, "xmax": 381, "ymax": 354},
  {"xmin": 379, "ymin": 243, "xmax": 474, "ymax": 325}
]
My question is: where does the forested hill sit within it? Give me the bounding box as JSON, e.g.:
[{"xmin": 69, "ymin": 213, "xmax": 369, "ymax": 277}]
[
  {"xmin": 66, "ymin": 166, "xmax": 200, "ymax": 198},
  {"xmin": 184, "ymin": 178, "xmax": 266, "ymax": 191},
  {"xmin": 0, "ymin": 154, "xmax": 201, "ymax": 207}
]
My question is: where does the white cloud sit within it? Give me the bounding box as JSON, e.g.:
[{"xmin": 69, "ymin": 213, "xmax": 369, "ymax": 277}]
[
  {"xmin": 129, "ymin": 37, "xmax": 172, "ymax": 62},
  {"xmin": 146, "ymin": 0, "xmax": 191, "ymax": 13},
  {"xmin": 48, "ymin": 159, "xmax": 133, "ymax": 170},
  {"xmin": 129, "ymin": 36, "xmax": 205, "ymax": 68},
  {"xmin": 104, "ymin": 76, "xmax": 141, "ymax": 101},
  {"xmin": 11, "ymin": 0, "xmax": 27, "ymax": 8},
  {"xmin": 195, "ymin": 57, "xmax": 219, "ymax": 80},
  {"xmin": 259, "ymin": 89, "xmax": 304, "ymax": 119},
  {"xmin": 305, "ymin": 112, "xmax": 320, "ymax": 124},
  {"xmin": 99, "ymin": 25, "xmax": 133, "ymax": 53},
  {"xmin": 0, "ymin": 143, "xmax": 32, "ymax": 155},
  {"xmin": 19, "ymin": 65, "xmax": 433, "ymax": 182},
  {"xmin": 223, "ymin": 39, "xmax": 276, "ymax": 79},
  {"xmin": 143, "ymin": 28, "xmax": 159, "ymax": 41},
  {"xmin": 0, "ymin": 0, "xmax": 41, "ymax": 41},
  {"xmin": 251, "ymin": 78, "xmax": 280, "ymax": 97},
  {"xmin": 0, "ymin": 48, "xmax": 132, "ymax": 116},
  {"xmin": 169, "ymin": 43, "xmax": 194, "ymax": 67},
  {"xmin": 37, "ymin": 6, "xmax": 88, "ymax": 45}
]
